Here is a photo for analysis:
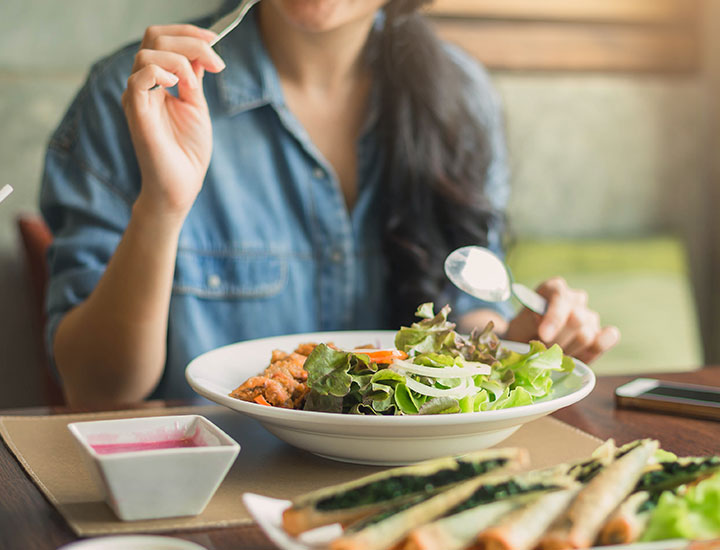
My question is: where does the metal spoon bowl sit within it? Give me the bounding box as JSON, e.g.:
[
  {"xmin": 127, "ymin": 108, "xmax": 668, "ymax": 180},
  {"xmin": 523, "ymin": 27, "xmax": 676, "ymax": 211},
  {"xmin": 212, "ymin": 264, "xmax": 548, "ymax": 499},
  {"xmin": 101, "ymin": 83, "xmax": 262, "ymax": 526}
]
[{"xmin": 444, "ymin": 246, "xmax": 547, "ymax": 315}]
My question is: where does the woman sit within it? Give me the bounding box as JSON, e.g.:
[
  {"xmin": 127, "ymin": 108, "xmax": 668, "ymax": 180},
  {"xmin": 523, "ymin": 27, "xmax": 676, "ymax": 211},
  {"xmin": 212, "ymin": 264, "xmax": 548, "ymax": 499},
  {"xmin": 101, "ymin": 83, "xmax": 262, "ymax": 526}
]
[{"xmin": 40, "ymin": 0, "xmax": 619, "ymax": 407}]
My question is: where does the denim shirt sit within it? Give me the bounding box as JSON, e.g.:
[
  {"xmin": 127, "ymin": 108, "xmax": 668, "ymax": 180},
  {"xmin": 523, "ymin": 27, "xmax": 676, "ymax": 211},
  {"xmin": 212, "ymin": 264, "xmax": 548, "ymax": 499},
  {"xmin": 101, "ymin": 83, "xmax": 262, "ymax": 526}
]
[{"xmin": 40, "ymin": 9, "xmax": 511, "ymax": 400}]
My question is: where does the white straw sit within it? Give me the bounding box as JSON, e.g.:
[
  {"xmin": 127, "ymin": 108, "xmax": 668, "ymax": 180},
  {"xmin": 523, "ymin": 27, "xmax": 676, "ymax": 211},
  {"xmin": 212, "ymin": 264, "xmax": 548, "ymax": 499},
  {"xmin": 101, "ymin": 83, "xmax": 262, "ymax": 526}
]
[{"xmin": 0, "ymin": 185, "xmax": 13, "ymax": 205}]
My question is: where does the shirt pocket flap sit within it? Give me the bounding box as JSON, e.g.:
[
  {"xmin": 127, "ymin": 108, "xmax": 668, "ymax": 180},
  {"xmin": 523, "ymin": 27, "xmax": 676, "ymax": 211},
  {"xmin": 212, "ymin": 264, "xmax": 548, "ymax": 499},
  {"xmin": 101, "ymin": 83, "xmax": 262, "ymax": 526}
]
[{"xmin": 173, "ymin": 249, "xmax": 288, "ymax": 298}]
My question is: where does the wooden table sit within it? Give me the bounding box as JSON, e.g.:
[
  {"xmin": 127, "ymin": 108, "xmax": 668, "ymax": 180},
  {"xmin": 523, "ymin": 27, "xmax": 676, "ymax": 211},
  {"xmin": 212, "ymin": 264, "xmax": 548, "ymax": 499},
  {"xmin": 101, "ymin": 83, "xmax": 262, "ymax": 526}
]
[{"xmin": 2, "ymin": 368, "xmax": 719, "ymax": 550}]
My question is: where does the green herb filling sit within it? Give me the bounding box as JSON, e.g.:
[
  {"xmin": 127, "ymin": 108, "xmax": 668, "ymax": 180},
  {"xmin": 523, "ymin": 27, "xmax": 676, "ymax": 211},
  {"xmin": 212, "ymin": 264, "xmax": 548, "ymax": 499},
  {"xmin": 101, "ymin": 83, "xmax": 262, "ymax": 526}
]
[
  {"xmin": 447, "ymin": 480, "xmax": 552, "ymax": 515},
  {"xmin": 315, "ymin": 458, "xmax": 505, "ymax": 511},
  {"xmin": 636, "ymin": 457, "xmax": 720, "ymax": 493}
]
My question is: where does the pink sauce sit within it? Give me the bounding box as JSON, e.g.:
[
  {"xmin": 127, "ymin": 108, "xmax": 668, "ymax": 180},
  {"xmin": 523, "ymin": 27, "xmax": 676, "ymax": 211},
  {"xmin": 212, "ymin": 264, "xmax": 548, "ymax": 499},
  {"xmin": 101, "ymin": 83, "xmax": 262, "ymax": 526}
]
[{"xmin": 91, "ymin": 437, "xmax": 205, "ymax": 455}]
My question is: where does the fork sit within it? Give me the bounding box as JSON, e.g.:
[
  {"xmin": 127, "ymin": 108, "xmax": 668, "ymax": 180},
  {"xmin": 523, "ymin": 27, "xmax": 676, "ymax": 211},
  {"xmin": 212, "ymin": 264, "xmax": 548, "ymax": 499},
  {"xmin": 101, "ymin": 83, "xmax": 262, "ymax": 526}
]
[
  {"xmin": 150, "ymin": 0, "xmax": 261, "ymax": 90},
  {"xmin": 0, "ymin": 185, "xmax": 13, "ymax": 206},
  {"xmin": 207, "ymin": 0, "xmax": 262, "ymax": 47}
]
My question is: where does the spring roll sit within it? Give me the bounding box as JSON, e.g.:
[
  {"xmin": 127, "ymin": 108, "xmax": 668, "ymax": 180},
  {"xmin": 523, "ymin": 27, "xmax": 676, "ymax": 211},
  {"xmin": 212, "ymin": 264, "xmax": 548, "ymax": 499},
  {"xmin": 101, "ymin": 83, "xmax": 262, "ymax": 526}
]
[
  {"xmin": 402, "ymin": 440, "xmax": 619, "ymax": 550},
  {"xmin": 330, "ymin": 474, "xmax": 505, "ymax": 550},
  {"xmin": 598, "ymin": 455, "xmax": 720, "ymax": 545},
  {"xmin": 402, "ymin": 468, "xmax": 577, "ymax": 550},
  {"xmin": 537, "ymin": 438, "xmax": 659, "ymax": 550},
  {"xmin": 473, "ymin": 487, "xmax": 581, "ymax": 550},
  {"xmin": 282, "ymin": 447, "xmax": 528, "ymax": 536},
  {"xmin": 402, "ymin": 499, "xmax": 519, "ymax": 550},
  {"xmin": 401, "ymin": 440, "xmax": 639, "ymax": 550},
  {"xmin": 596, "ymin": 491, "xmax": 651, "ymax": 546},
  {"xmin": 565, "ymin": 439, "xmax": 617, "ymax": 483}
]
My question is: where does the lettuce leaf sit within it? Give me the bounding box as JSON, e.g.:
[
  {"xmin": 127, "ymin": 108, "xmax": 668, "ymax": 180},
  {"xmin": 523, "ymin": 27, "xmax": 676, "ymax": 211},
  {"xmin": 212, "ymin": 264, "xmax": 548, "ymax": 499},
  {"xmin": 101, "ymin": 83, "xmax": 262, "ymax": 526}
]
[
  {"xmin": 303, "ymin": 391, "xmax": 343, "ymax": 413},
  {"xmin": 496, "ymin": 341, "xmax": 573, "ymax": 401},
  {"xmin": 303, "ymin": 303, "xmax": 575, "ymax": 416},
  {"xmin": 394, "ymin": 304, "xmax": 463, "ymax": 357},
  {"xmin": 418, "ymin": 397, "xmax": 462, "ymax": 415},
  {"xmin": 394, "ymin": 383, "xmax": 421, "ymax": 414},
  {"xmin": 366, "ymin": 369, "xmax": 406, "ymax": 413},
  {"xmin": 486, "ymin": 386, "xmax": 534, "ymax": 410},
  {"xmin": 642, "ymin": 472, "xmax": 720, "ymax": 541},
  {"xmin": 305, "ymin": 345, "xmax": 355, "ymax": 397}
]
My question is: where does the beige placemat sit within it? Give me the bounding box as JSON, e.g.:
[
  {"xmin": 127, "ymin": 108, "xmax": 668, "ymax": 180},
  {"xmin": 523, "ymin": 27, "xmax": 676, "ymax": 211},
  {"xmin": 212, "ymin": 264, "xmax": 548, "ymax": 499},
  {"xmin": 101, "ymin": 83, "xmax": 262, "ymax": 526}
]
[{"xmin": 0, "ymin": 406, "xmax": 601, "ymax": 537}]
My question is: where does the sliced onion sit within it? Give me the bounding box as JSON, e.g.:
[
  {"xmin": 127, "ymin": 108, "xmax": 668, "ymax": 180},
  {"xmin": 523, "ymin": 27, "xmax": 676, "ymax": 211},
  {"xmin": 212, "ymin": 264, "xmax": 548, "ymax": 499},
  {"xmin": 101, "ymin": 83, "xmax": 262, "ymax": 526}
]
[
  {"xmin": 391, "ymin": 359, "xmax": 490, "ymax": 378},
  {"xmin": 403, "ymin": 376, "xmax": 474, "ymax": 399}
]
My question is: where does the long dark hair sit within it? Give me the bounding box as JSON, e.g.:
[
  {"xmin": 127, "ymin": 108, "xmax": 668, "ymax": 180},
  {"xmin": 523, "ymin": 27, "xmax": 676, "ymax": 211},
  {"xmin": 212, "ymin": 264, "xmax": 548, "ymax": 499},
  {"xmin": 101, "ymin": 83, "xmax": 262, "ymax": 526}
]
[{"xmin": 375, "ymin": 0, "xmax": 504, "ymax": 327}]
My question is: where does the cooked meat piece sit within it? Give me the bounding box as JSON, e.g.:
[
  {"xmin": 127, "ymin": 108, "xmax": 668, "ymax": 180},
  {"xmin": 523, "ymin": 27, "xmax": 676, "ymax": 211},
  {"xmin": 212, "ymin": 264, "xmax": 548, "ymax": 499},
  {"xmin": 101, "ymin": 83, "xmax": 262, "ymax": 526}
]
[
  {"xmin": 271, "ymin": 349, "xmax": 290, "ymax": 362},
  {"xmin": 266, "ymin": 355, "xmax": 308, "ymax": 381},
  {"xmin": 270, "ymin": 371, "xmax": 302, "ymax": 394},
  {"xmin": 229, "ymin": 376, "xmax": 294, "ymax": 408},
  {"xmin": 263, "ymin": 378, "xmax": 295, "ymax": 408},
  {"xmin": 292, "ymin": 385, "xmax": 311, "ymax": 408},
  {"xmin": 294, "ymin": 343, "xmax": 318, "ymax": 356},
  {"xmin": 230, "ymin": 344, "xmax": 318, "ymax": 409}
]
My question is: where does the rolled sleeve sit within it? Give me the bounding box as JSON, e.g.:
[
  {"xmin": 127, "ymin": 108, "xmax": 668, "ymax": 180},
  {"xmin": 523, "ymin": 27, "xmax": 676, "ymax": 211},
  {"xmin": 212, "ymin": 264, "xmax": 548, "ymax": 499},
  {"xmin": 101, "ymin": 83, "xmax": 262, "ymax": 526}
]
[
  {"xmin": 39, "ymin": 48, "xmax": 139, "ymax": 373},
  {"xmin": 41, "ymin": 146, "xmax": 134, "ymax": 374}
]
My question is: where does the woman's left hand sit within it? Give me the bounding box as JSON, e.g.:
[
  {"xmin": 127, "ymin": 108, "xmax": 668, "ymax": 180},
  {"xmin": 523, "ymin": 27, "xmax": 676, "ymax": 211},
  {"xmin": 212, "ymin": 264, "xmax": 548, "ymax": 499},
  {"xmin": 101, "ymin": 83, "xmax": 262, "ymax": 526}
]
[{"xmin": 504, "ymin": 277, "xmax": 620, "ymax": 364}]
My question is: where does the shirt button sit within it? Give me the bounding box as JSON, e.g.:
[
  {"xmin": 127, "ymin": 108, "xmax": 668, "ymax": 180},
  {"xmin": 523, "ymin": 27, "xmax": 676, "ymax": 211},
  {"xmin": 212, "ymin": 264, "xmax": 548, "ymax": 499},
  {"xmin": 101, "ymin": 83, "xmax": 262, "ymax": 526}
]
[
  {"xmin": 207, "ymin": 274, "xmax": 222, "ymax": 289},
  {"xmin": 312, "ymin": 166, "xmax": 325, "ymax": 179},
  {"xmin": 331, "ymin": 250, "xmax": 343, "ymax": 263}
]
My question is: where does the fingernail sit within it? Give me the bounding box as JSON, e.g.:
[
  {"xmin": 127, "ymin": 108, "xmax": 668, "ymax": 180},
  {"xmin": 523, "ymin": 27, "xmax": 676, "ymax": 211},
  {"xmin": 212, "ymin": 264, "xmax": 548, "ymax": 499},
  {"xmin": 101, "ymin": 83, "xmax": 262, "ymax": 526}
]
[
  {"xmin": 169, "ymin": 74, "xmax": 179, "ymax": 85},
  {"xmin": 217, "ymin": 58, "xmax": 226, "ymax": 70}
]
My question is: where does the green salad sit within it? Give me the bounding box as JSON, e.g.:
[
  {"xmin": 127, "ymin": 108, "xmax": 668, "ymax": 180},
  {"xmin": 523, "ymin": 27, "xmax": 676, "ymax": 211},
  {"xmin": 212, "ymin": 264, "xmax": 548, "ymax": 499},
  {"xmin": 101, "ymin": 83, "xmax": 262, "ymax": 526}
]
[
  {"xmin": 303, "ymin": 303, "xmax": 575, "ymax": 415},
  {"xmin": 642, "ymin": 470, "xmax": 720, "ymax": 542}
]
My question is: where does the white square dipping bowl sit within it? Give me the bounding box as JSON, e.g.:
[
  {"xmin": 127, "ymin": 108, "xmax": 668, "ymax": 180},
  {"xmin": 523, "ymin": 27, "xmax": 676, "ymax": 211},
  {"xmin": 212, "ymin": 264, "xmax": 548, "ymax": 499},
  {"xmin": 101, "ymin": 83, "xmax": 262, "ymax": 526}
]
[{"xmin": 68, "ymin": 415, "xmax": 240, "ymax": 521}]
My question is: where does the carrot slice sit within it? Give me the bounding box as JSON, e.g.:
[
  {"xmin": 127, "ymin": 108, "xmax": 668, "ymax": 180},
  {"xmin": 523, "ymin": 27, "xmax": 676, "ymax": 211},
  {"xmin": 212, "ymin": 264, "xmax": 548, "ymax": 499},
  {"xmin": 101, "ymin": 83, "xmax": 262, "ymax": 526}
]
[
  {"xmin": 354, "ymin": 349, "xmax": 408, "ymax": 363},
  {"xmin": 254, "ymin": 395, "xmax": 271, "ymax": 406}
]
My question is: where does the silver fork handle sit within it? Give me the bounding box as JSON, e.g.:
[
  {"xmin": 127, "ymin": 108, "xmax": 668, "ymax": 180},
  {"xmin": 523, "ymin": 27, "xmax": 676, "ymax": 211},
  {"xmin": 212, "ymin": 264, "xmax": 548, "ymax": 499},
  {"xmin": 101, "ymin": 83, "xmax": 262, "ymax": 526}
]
[
  {"xmin": 149, "ymin": 0, "xmax": 261, "ymax": 91},
  {"xmin": 208, "ymin": 0, "xmax": 261, "ymax": 46}
]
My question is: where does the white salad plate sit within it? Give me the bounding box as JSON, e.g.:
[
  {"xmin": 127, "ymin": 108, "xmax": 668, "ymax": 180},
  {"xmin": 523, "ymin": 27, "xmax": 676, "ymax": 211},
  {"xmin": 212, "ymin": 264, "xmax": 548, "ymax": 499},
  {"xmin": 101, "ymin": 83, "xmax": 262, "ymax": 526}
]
[{"xmin": 186, "ymin": 331, "xmax": 595, "ymax": 465}]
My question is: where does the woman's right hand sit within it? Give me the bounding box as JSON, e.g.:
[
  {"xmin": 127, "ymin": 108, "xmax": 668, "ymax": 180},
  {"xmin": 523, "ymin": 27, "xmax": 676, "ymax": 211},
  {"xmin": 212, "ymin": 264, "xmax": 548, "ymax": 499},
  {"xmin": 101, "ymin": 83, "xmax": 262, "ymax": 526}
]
[{"xmin": 122, "ymin": 25, "xmax": 226, "ymax": 219}]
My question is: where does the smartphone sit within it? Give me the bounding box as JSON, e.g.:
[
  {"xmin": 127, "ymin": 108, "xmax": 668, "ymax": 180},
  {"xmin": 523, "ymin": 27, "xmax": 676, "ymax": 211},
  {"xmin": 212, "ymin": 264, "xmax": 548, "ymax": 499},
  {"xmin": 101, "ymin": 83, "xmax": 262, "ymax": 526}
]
[{"xmin": 615, "ymin": 378, "xmax": 720, "ymax": 421}]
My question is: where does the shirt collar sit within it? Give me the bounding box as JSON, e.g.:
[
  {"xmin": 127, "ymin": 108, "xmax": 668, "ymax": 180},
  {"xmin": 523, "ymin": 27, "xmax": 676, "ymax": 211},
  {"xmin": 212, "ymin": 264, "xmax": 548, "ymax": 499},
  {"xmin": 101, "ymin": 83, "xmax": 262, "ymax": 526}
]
[
  {"xmin": 212, "ymin": 6, "xmax": 285, "ymax": 116},
  {"xmin": 210, "ymin": 5, "xmax": 382, "ymax": 135}
]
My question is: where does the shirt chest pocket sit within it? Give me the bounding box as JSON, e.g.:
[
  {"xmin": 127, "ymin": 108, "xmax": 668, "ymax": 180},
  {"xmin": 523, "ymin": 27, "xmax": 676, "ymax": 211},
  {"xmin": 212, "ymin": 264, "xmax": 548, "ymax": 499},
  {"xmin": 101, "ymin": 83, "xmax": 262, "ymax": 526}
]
[{"xmin": 173, "ymin": 249, "xmax": 288, "ymax": 299}]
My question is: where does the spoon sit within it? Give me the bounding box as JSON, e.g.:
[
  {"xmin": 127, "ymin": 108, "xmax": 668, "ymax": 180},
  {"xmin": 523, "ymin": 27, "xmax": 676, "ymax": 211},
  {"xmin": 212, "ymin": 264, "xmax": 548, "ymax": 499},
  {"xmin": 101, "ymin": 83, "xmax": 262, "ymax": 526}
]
[{"xmin": 444, "ymin": 246, "xmax": 548, "ymax": 315}]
